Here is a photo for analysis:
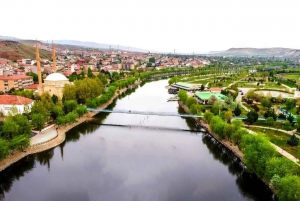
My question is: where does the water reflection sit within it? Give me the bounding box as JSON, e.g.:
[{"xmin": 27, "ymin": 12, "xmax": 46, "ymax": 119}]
[{"xmin": 0, "ymin": 155, "xmax": 35, "ymax": 201}]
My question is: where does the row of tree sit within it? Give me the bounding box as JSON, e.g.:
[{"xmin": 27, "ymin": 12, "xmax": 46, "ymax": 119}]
[
  {"xmin": 203, "ymin": 110, "xmax": 300, "ymax": 201},
  {"xmin": 86, "ymin": 86, "xmax": 117, "ymax": 108}
]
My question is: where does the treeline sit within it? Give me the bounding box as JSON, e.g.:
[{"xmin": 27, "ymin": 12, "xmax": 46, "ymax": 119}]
[
  {"xmin": 178, "ymin": 90, "xmax": 203, "ymax": 115},
  {"xmin": 202, "ymin": 111, "xmax": 300, "ymax": 201},
  {"xmin": 110, "ymin": 77, "xmax": 137, "ymax": 89},
  {"xmin": 86, "ymin": 86, "xmax": 117, "ymax": 108},
  {"xmin": 63, "ymin": 77, "xmax": 105, "ymax": 104}
]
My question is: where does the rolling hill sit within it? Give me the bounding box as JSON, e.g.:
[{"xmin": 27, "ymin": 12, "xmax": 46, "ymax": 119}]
[
  {"xmin": 215, "ymin": 48, "xmax": 300, "ymax": 58},
  {"xmin": 0, "ymin": 40, "xmax": 51, "ymax": 60}
]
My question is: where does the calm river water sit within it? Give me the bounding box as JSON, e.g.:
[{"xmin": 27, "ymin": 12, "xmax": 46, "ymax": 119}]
[{"xmin": 0, "ymin": 80, "xmax": 275, "ymax": 201}]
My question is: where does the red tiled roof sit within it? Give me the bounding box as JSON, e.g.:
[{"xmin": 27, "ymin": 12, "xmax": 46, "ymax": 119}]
[
  {"xmin": 0, "ymin": 95, "xmax": 34, "ymax": 105},
  {"xmin": 25, "ymin": 84, "xmax": 38, "ymax": 89},
  {"xmin": 210, "ymin": 87, "xmax": 222, "ymax": 92},
  {"xmin": 0, "ymin": 75, "xmax": 32, "ymax": 80}
]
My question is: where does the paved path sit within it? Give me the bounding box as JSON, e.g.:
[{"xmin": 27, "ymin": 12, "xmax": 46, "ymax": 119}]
[
  {"xmin": 245, "ymin": 127, "xmax": 299, "ymax": 163},
  {"xmin": 31, "ymin": 127, "xmax": 58, "ymax": 146},
  {"xmin": 246, "ymin": 125, "xmax": 299, "ymax": 138}
]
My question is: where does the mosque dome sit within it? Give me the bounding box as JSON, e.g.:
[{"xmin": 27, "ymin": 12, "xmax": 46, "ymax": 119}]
[{"xmin": 44, "ymin": 73, "xmax": 68, "ymax": 81}]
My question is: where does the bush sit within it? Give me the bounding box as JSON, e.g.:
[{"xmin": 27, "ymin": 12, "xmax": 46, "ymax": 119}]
[{"xmin": 287, "ymin": 134, "xmax": 299, "ymax": 146}]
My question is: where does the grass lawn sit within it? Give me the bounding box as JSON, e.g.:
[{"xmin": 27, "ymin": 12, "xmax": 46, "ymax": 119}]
[
  {"xmin": 247, "ymin": 127, "xmax": 300, "ymax": 159},
  {"xmin": 253, "ymin": 120, "xmax": 291, "ymax": 130},
  {"xmin": 282, "ymin": 74, "xmax": 300, "ymax": 80}
]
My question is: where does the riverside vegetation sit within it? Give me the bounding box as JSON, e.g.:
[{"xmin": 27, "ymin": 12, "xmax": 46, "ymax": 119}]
[{"xmin": 177, "ymin": 89, "xmax": 300, "ymax": 201}]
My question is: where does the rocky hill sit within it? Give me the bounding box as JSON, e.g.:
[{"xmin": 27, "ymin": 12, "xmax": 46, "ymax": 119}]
[
  {"xmin": 0, "ymin": 40, "xmax": 51, "ymax": 60},
  {"xmin": 217, "ymin": 48, "xmax": 300, "ymax": 58}
]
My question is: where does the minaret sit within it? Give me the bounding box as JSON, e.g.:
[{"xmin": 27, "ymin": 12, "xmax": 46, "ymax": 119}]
[
  {"xmin": 36, "ymin": 42, "xmax": 44, "ymax": 95},
  {"xmin": 52, "ymin": 41, "xmax": 57, "ymax": 73}
]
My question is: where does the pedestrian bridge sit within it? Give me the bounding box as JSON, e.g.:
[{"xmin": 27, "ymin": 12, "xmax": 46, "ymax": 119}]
[
  {"xmin": 87, "ymin": 108, "xmax": 296, "ymax": 122},
  {"xmin": 87, "ymin": 108, "xmax": 204, "ymax": 118}
]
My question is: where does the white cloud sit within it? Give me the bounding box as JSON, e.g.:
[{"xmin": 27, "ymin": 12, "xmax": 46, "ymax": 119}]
[{"xmin": 1, "ymin": 0, "xmax": 299, "ymax": 53}]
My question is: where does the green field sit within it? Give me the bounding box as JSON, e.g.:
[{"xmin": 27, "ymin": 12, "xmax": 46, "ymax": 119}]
[
  {"xmin": 247, "ymin": 127, "xmax": 300, "ymax": 159},
  {"xmin": 282, "ymin": 74, "xmax": 300, "ymax": 80}
]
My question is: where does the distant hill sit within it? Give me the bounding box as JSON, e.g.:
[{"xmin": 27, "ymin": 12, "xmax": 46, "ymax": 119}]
[
  {"xmin": 0, "ymin": 40, "xmax": 51, "ymax": 60},
  {"xmin": 215, "ymin": 48, "xmax": 300, "ymax": 58},
  {"xmin": 53, "ymin": 40, "xmax": 149, "ymax": 53}
]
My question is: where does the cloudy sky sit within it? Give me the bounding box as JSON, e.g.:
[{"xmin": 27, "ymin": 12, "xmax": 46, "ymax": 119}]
[{"xmin": 1, "ymin": 0, "xmax": 299, "ymax": 53}]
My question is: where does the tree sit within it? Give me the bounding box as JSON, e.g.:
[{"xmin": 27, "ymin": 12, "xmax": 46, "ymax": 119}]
[
  {"xmin": 9, "ymin": 135, "xmax": 30, "ymax": 151},
  {"xmin": 232, "ymin": 128, "xmax": 247, "ymax": 145},
  {"xmin": 207, "ymin": 95, "xmax": 218, "ymax": 105},
  {"xmin": 76, "ymin": 105, "xmax": 87, "ymax": 117},
  {"xmin": 8, "ymin": 105, "xmax": 19, "ymax": 116},
  {"xmin": 9, "ymin": 114, "xmax": 31, "ymax": 136},
  {"xmin": 266, "ymin": 117, "xmax": 275, "ymax": 127},
  {"xmin": 286, "ymin": 99, "xmax": 296, "ymax": 111},
  {"xmin": 212, "ymin": 120, "xmax": 226, "ymax": 139},
  {"xmin": 51, "ymin": 94, "xmax": 58, "ymax": 104},
  {"xmin": 0, "ymin": 138, "xmax": 10, "ymax": 159},
  {"xmin": 224, "ymin": 110, "xmax": 233, "ymax": 123},
  {"xmin": 87, "ymin": 67, "xmax": 95, "ymax": 78},
  {"xmin": 31, "ymin": 113, "xmax": 45, "ymax": 131},
  {"xmin": 261, "ymin": 98, "xmax": 271, "ymax": 108},
  {"xmin": 240, "ymin": 134, "xmax": 277, "ymax": 177},
  {"xmin": 2, "ymin": 120, "xmax": 19, "ymax": 140},
  {"xmin": 211, "ymin": 101, "xmax": 222, "ymax": 115},
  {"xmin": 282, "ymin": 120, "xmax": 292, "ymax": 130},
  {"xmin": 63, "ymin": 84, "xmax": 77, "ymax": 101},
  {"xmin": 233, "ymin": 104, "xmax": 242, "ymax": 116},
  {"xmin": 51, "ymin": 105, "xmax": 64, "ymax": 120},
  {"xmin": 277, "ymin": 175, "xmax": 300, "ymax": 201},
  {"xmin": 149, "ymin": 57, "xmax": 155, "ymax": 63},
  {"xmin": 200, "ymin": 84, "xmax": 205, "ymax": 91},
  {"xmin": 223, "ymin": 124, "xmax": 234, "ymax": 141},
  {"xmin": 178, "ymin": 90, "xmax": 188, "ymax": 103},
  {"xmin": 287, "ymin": 114, "xmax": 294, "ymax": 124},
  {"xmin": 64, "ymin": 100, "xmax": 78, "ymax": 113},
  {"xmin": 232, "ymin": 119, "xmax": 244, "ymax": 130},
  {"xmin": 185, "ymin": 97, "xmax": 197, "ymax": 108},
  {"xmin": 287, "ymin": 134, "xmax": 299, "ymax": 146},
  {"xmin": 264, "ymin": 109, "xmax": 277, "ymax": 121},
  {"xmin": 270, "ymin": 174, "xmax": 281, "ymax": 190},
  {"xmin": 265, "ymin": 157, "xmax": 299, "ymax": 180},
  {"xmin": 246, "ymin": 110, "xmax": 258, "ymax": 124},
  {"xmin": 203, "ymin": 111, "xmax": 214, "ymax": 123}
]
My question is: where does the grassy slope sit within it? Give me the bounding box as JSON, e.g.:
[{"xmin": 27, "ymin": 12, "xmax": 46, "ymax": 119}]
[{"xmin": 0, "ymin": 40, "xmax": 51, "ymax": 60}]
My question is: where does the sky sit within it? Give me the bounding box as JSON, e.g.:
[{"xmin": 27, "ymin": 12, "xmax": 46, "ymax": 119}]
[{"xmin": 1, "ymin": 0, "xmax": 300, "ymax": 53}]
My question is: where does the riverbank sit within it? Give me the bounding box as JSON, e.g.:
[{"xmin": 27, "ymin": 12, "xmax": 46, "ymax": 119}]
[
  {"xmin": 178, "ymin": 101, "xmax": 244, "ymax": 161},
  {"xmin": 0, "ymin": 86, "xmax": 130, "ymax": 172}
]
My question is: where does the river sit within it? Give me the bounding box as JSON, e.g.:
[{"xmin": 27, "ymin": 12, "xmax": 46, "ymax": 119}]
[{"xmin": 0, "ymin": 80, "xmax": 275, "ymax": 201}]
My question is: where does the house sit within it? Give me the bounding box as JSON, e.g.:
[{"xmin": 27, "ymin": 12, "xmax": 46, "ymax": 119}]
[
  {"xmin": 171, "ymin": 82, "xmax": 201, "ymax": 92},
  {"xmin": 0, "ymin": 95, "xmax": 34, "ymax": 116},
  {"xmin": 209, "ymin": 87, "xmax": 222, "ymax": 93},
  {"xmin": 194, "ymin": 92, "xmax": 226, "ymax": 104}
]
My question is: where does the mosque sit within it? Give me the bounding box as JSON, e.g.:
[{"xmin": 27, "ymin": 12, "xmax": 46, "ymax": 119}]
[{"xmin": 36, "ymin": 42, "xmax": 70, "ymax": 99}]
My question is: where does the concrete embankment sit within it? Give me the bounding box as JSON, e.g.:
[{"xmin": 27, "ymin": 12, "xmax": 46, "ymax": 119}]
[{"xmin": 0, "ymin": 86, "xmax": 130, "ymax": 172}]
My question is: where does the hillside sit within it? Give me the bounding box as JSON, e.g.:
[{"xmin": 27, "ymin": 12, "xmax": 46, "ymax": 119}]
[
  {"xmin": 0, "ymin": 40, "xmax": 51, "ymax": 60},
  {"xmin": 53, "ymin": 40, "xmax": 149, "ymax": 53},
  {"xmin": 217, "ymin": 48, "xmax": 300, "ymax": 58}
]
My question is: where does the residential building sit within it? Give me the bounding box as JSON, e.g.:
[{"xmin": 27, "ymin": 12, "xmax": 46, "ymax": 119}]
[
  {"xmin": 0, "ymin": 95, "xmax": 34, "ymax": 116},
  {"xmin": 0, "ymin": 75, "xmax": 34, "ymax": 93}
]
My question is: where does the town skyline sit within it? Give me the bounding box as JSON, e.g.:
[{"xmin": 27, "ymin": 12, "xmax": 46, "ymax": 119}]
[{"xmin": 1, "ymin": 0, "xmax": 300, "ymax": 54}]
